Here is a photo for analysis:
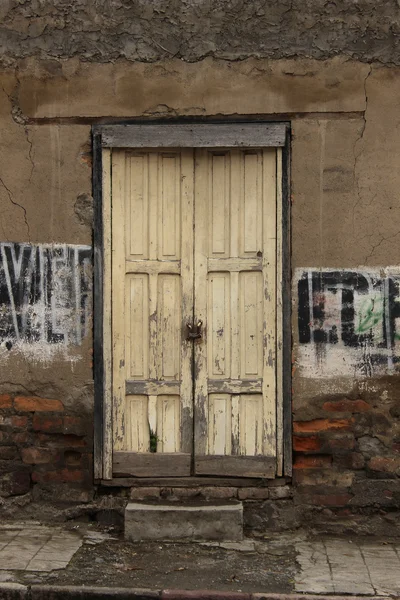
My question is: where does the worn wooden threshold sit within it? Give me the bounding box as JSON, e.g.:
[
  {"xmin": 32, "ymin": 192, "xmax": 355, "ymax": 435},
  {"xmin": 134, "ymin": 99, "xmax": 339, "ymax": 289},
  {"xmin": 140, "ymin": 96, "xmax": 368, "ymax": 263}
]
[
  {"xmin": 195, "ymin": 456, "xmax": 276, "ymax": 478},
  {"xmin": 113, "ymin": 452, "xmax": 191, "ymax": 477},
  {"xmin": 100, "ymin": 476, "xmax": 291, "ymax": 487}
]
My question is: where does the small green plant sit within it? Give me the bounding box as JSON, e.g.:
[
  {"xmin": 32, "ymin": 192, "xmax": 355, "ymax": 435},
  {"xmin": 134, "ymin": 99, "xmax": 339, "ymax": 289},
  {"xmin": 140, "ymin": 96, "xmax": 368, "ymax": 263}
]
[{"xmin": 149, "ymin": 429, "xmax": 159, "ymax": 453}]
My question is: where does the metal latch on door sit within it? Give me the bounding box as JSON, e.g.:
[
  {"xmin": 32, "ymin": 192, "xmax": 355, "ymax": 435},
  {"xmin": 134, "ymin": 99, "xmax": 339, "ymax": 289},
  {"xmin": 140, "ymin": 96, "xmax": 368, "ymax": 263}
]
[{"xmin": 186, "ymin": 320, "xmax": 203, "ymax": 340}]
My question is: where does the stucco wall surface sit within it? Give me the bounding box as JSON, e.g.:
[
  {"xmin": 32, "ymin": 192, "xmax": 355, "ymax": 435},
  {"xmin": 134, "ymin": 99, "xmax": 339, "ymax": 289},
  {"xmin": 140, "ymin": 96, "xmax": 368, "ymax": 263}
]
[{"xmin": 0, "ymin": 1, "xmax": 399, "ymax": 530}]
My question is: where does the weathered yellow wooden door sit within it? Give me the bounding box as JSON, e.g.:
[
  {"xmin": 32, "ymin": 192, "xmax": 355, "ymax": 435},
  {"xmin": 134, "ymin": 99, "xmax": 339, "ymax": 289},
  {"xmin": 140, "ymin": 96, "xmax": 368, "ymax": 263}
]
[
  {"xmin": 110, "ymin": 146, "xmax": 279, "ymax": 478},
  {"xmin": 193, "ymin": 149, "xmax": 277, "ymax": 477},
  {"xmin": 111, "ymin": 149, "xmax": 194, "ymax": 476}
]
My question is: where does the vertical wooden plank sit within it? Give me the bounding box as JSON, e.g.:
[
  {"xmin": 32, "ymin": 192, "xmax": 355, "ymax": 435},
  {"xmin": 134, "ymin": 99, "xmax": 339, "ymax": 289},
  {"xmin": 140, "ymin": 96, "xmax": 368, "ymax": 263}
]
[
  {"xmin": 158, "ymin": 395, "xmax": 180, "ymax": 452},
  {"xmin": 148, "ymin": 394, "xmax": 157, "ymax": 442},
  {"xmin": 230, "ymin": 150, "xmax": 240, "ymax": 382},
  {"xmin": 148, "ymin": 273, "xmax": 159, "ymax": 381},
  {"xmin": 128, "ymin": 154, "xmax": 149, "ymax": 258},
  {"xmin": 149, "ymin": 153, "xmax": 158, "ymax": 261},
  {"xmin": 241, "ymin": 152, "xmax": 262, "ymax": 255},
  {"xmin": 180, "ymin": 149, "xmax": 194, "ymax": 454},
  {"xmin": 209, "ymin": 152, "xmax": 230, "ymax": 256},
  {"xmin": 208, "ymin": 273, "xmax": 231, "ymax": 378},
  {"xmin": 102, "ymin": 147, "xmax": 112, "ymax": 478},
  {"xmin": 240, "ymin": 395, "xmax": 263, "ymax": 455},
  {"xmin": 126, "ymin": 275, "xmax": 149, "ymax": 379},
  {"xmin": 159, "ymin": 275, "xmax": 181, "ymax": 380},
  {"xmin": 231, "ymin": 394, "xmax": 240, "ymax": 455},
  {"xmin": 159, "ymin": 153, "xmax": 180, "ymax": 259},
  {"xmin": 282, "ymin": 132, "xmax": 292, "ymax": 477},
  {"xmin": 194, "ymin": 148, "xmax": 209, "ymax": 456},
  {"xmin": 92, "ymin": 137, "xmax": 106, "ymax": 479},
  {"xmin": 208, "ymin": 394, "xmax": 231, "ymax": 455},
  {"xmin": 240, "ymin": 272, "xmax": 263, "ymax": 378},
  {"xmin": 112, "ymin": 150, "xmax": 127, "ymax": 451},
  {"xmin": 276, "ymin": 148, "xmax": 284, "ymax": 475},
  {"xmin": 262, "ymin": 148, "xmax": 277, "ymax": 457},
  {"xmin": 127, "ymin": 396, "xmax": 150, "ymax": 452}
]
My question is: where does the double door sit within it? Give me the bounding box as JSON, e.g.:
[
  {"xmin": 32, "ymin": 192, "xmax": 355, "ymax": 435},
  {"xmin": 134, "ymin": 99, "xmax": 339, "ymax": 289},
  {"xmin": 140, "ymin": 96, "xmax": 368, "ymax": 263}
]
[{"xmin": 110, "ymin": 147, "xmax": 281, "ymax": 478}]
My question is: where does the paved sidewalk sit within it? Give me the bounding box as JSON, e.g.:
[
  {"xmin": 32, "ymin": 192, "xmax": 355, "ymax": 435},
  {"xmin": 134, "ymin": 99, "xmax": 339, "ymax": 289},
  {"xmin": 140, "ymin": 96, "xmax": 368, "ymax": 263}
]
[{"xmin": 0, "ymin": 522, "xmax": 398, "ymax": 598}]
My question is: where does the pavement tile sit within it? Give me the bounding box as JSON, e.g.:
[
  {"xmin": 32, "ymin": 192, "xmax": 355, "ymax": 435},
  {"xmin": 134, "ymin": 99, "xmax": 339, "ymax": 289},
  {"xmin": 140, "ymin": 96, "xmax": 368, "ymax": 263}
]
[
  {"xmin": 324, "ymin": 540, "xmax": 375, "ymax": 595},
  {"xmin": 26, "ymin": 560, "xmax": 69, "ymax": 572},
  {"xmin": 295, "ymin": 542, "xmax": 334, "ymax": 594},
  {"xmin": 360, "ymin": 545, "xmax": 400, "ymax": 595}
]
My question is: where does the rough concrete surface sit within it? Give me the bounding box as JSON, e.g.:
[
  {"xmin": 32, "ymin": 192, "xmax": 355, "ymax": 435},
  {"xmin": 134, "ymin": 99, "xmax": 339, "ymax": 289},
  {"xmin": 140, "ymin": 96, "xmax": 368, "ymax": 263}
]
[
  {"xmin": 125, "ymin": 502, "xmax": 243, "ymax": 542},
  {"xmin": 0, "ymin": 0, "xmax": 399, "ymax": 66}
]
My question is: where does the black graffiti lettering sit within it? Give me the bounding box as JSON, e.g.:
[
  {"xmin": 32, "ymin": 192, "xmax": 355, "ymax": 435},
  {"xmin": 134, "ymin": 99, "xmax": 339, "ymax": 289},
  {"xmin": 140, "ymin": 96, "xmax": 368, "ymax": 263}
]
[{"xmin": 0, "ymin": 242, "xmax": 92, "ymax": 346}]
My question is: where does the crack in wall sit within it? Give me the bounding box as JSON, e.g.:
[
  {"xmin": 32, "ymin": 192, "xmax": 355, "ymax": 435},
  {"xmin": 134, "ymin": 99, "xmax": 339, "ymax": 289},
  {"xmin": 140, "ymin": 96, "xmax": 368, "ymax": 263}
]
[
  {"xmin": 24, "ymin": 127, "xmax": 35, "ymax": 182},
  {"xmin": 0, "ymin": 176, "xmax": 30, "ymax": 242},
  {"xmin": 364, "ymin": 231, "xmax": 400, "ymax": 264}
]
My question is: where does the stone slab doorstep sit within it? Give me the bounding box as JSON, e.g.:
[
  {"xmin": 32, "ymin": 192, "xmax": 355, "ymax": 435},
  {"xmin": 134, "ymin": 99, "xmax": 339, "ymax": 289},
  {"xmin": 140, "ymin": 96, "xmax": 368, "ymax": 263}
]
[
  {"xmin": 0, "ymin": 585, "xmax": 393, "ymax": 600},
  {"xmin": 125, "ymin": 502, "xmax": 243, "ymax": 542}
]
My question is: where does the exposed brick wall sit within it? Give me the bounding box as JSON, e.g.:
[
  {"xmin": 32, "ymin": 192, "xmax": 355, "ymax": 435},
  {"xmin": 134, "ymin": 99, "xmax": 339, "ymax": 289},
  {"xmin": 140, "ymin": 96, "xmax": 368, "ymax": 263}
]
[
  {"xmin": 1, "ymin": 389, "xmax": 399, "ymax": 535},
  {"xmin": 292, "ymin": 395, "xmax": 400, "ymax": 524},
  {"xmin": 0, "ymin": 394, "xmax": 93, "ymax": 502}
]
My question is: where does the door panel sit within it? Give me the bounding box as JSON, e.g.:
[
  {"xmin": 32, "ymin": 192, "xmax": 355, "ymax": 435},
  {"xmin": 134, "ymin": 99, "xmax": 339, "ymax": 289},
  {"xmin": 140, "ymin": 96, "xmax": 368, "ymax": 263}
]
[
  {"xmin": 112, "ymin": 149, "xmax": 194, "ymax": 476},
  {"xmin": 194, "ymin": 148, "xmax": 277, "ymax": 477}
]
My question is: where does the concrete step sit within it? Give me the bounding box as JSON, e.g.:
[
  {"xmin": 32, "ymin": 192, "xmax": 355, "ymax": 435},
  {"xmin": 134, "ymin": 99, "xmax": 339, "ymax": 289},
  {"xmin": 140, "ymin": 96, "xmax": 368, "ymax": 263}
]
[{"xmin": 125, "ymin": 501, "xmax": 243, "ymax": 542}]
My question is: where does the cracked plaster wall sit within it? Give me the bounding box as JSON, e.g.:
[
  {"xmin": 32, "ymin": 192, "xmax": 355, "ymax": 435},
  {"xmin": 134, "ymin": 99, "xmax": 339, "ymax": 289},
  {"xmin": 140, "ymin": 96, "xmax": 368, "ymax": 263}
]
[{"xmin": 0, "ymin": 4, "xmax": 399, "ymax": 472}]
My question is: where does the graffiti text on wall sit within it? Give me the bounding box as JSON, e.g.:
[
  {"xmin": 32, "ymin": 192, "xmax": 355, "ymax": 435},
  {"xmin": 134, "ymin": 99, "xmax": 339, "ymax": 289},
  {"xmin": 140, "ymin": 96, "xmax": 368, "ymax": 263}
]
[
  {"xmin": 0, "ymin": 243, "xmax": 92, "ymax": 353},
  {"xmin": 296, "ymin": 269, "xmax": 400, "ymax": 378}
]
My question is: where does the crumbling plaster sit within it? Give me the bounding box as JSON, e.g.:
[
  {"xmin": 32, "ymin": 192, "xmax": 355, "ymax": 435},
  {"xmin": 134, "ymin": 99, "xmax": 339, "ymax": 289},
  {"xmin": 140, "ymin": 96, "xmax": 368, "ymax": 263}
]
[{"xmin": 0, "ymin": 0, "xmax": 398, "ymax": 66}]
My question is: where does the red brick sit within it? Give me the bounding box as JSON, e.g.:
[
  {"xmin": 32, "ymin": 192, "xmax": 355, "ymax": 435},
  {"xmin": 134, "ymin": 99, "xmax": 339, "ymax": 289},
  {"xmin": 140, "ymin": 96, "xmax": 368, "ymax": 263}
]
[
  {"xmin": 64, "ymin": 450, "xmax": 82, "ymax": 467},
  {"xmin": 293, "ymin": 419, "xmax": 352, "ymax": 433},
  {"xmin": 368, "ymin": 456, "xmax": 400, "ymax": 475},
  {"xmin": 33, "ymin": 415, "xmax": 63, "ymax": 433},
  {"xmin": 32, "ymin": 469, "xmax": 84, "ymax": 483},
  {"xmin": 13, "ymin": 432, "xmax": 30, "ymax": 443},
  {"xmin": 293, "ymin": 435, "xmax": 322, "ymax": 452},
  {"xmin": 14, "ymin": 396, "xmax": 64, "ymax": 412},
  {"xmin": 322, "ymin": 435, "xmax": 355, "ymax": 452},
  {"xmin": 308, "ymin": 493, "xmax": 353, "ymax": 507},
  {"xmin": 294, "ymin": 455, "xmax": 332, "ymax": 469},
  {"xmin": 392, "ymin": 442, "xmax": 400, "ymax": 454},
  {"xmin": 0, "ymin": 395, "xmax": 12, "ymax": 409},
  {"xmin": 7, "ymin": 416, "xmax": 28, "ymax": 429},
  {"xmin": 63, "ymin": 416, "xmax": 87, "ymax": 436},
  {"xmin": 0, "ymin": 471, "xmax": 30, "ymax": 496},
  {"xmin": 21, "ymin": 447, "xmax": 59, "ymax": 465},
  {"xmin": 36, "ymin": 433, "xmax": 86, "ymax": 447},
  {"xmin": 323, "ymin": 399, "xmax": 371, "ymax": 413},
  {"xmin": 294, "ymin": 468, "xmax": 354, "ymax": 487}
]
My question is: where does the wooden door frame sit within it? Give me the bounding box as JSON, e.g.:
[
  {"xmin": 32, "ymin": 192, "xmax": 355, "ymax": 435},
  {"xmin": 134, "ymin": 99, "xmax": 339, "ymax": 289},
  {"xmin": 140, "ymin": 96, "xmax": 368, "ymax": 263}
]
[{"xmin": 92, "ymin": 121, "xmax": 292, "ymax": 483}]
